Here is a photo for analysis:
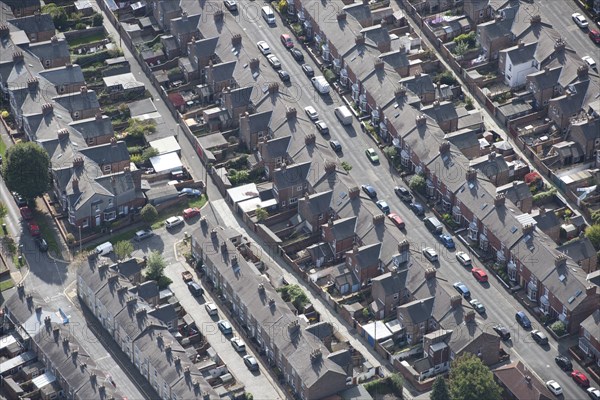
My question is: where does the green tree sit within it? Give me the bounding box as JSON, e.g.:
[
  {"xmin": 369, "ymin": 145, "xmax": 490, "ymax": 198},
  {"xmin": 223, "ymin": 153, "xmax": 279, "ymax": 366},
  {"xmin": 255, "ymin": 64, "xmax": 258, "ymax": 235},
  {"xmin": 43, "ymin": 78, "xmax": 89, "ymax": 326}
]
[
  {"xmin": 448, "ymin": 353, "xmax": 501, "ymax": 400},
  {"xmin": 0, "ymin": 202, "xmax": 7, "ymax": 219},
  {"xmin": 586, "ymin": 224, "xmax": 600, "ymax": 251},
  {"xmin": 114, "ymin": 240, "xmax": 134, "ymax": 260},
  {"xmin": 550, "ymin": 321, "xmax": 566, "ymax": 336},
  {"xmin": 92, "ymin": 13, "xmax": 103, "ymax": 27},
  {"xmin": 409, "ymin": 174, "xmax": 426, "ymax": 195},
  {"xmin": 42, "ymin": 4, "xmax": 68, "ymax": 29},
  {"xmin": 141, "ymin": 147, "xmax": 159, "ymax": 163},
  {"xmin": 384, "ymin": 146, "xmax": 398, "ymax": 160},
  {"xmin": 3, "ymin": 142, "xmax": 50, "ymax": 201},
  {"xmin": 276, "ymin": 284, "xmax": 309, "ymax": 310},
  {"xmin": 126, "ymin": 118, "xmax": 156, "ymax": 138},
  {"xmin": 388, "ymin": 373, "xmax": 403, "ymax": 395},
  {"xmin": 591, "ymin": 210, "xmax": 600, "ymax": 225},
  {"xmin": 431, "ymin": 376, "xmax": 450, "ymax": 400},
  {"xmin": 145, "ymin": 250, "xmax": 166, "ymax": 281},
  {"xmin": 454, "ymin": 40, "xmax": 469, "ymax": 56},
  {"xmin": 140, "ymin": 204, "xmax": 158, "ymax": 224},
  {"xmin": 341, "ymin": 161, "xmax": 352, "ymax": 172},
  {"xmin": 255, "ymin": 207, "xmax": 268, "ymax": 221}
]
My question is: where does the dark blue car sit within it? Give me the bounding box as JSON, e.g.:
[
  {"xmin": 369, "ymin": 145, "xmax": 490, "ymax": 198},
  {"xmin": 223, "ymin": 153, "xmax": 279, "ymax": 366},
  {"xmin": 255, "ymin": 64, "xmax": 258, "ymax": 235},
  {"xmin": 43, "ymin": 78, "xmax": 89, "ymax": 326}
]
[
  {"xmin": 439, "ymin": 234, "xmax": 455, "ymax": 249},
  {"xmin": 515, "ymin": 311, "xmax": 532, "ymax": 329},
  {"xmin": 410, "ymin": 202, "xmax": 424, "ymax": 215},
  {"xmin": 361, "ymin": 185, "xmax": 377, "ymax": 199}
]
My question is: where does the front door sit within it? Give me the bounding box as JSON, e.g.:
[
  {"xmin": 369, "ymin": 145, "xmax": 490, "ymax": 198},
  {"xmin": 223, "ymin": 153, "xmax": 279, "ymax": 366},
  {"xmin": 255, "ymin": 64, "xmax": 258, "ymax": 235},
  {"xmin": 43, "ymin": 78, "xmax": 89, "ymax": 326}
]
[{"xmin": 95, "ymin": 215, "xmax": 101, "ymax": 226}]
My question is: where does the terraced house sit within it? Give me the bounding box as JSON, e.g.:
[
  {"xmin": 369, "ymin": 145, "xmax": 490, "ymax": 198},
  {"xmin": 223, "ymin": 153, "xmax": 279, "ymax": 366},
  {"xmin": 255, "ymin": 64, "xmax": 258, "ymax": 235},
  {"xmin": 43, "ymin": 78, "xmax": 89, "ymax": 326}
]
[{"xmin": 0, "ymin": 10, "xmax": 143, "ymax": 229}]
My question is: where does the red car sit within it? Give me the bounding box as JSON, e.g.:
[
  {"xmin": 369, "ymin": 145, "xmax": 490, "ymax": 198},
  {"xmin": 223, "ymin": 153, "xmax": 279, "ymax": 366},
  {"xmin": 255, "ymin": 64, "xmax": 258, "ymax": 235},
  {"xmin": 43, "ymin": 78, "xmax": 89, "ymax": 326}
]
[
  {"xmin": 280, "ymin": 34, "xmax": 294, "ymax": 48},
  {"xmin": 571, "ymin": 370, "xmax": 590, "ymax": 387},
  {"xmin": 471, "ymin": 267, "xmax": 488, "ymax": 282},
  {"xmin": 20, "ymin": 206, "xmax": 33, "ymax": 220},
  {"xmin": 388, "ymin": 213, "xmax": 405, "ymax": 229},
  {"xmin": 589, "ymin": 29, "xmax": 600, "ymax": 44},
  {"xmin": 183, "ymin": 207, "xmax": 201, "ymax": 220},
  {"xmin": 28, "ymin": 222, "xmax": 41, "ymax": 237}
]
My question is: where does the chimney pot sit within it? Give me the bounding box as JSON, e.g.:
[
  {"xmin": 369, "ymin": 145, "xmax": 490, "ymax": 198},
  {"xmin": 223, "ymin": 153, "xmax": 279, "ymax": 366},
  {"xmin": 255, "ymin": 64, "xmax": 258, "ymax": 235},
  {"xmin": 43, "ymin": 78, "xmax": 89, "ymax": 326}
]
[
  {"xmin": 349, "ymin": 186, "xmax": 360, "ymax": 199},
  {"xmin": 451, "ymin": 294, "xmax": 462, "ymax": 308}
]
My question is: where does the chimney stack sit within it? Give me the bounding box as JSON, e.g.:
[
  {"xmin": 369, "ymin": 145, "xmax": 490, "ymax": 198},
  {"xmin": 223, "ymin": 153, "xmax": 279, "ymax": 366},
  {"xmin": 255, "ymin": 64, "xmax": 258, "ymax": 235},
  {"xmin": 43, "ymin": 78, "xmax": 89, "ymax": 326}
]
[
  {"xmin": 0, "ymin": 25, "xmax": 9, "ymax": 38},
  {"xmin": 80, "ymin": 86, "xmax": 88, "ymax": 93},
  {"xmin": 214, "ymin": 9, "xmax": 224, "ymax": 22},
  {"xmin": 349, "ymin": 186, "xmax": 360, "ymax": 199},
  {"xmin": 539, "ymin": 206, "xmax": 546, "ymax": 216},
  {"xmin": 464, "ymin": 310, "xmax": 476, "ymax": 322},
  {"xmin": 58, "ymin": 128, "xmax": 69, "ymax": 140},
  {"xmin": 305, "ymin": 133, "xmax": 316, "ymax": 145},
  {"xmin": 249, "ymin": 58, "xmax": 260, "ymax": 69},
  {"xmin": 231, "ymin": 34, "xmax": 242, "ymax": 46},
  {"xmin": 374, "ymin": 58, "xmax": 384, "ymax": 70},
  {"xmin": 110, "ymin": 137, "xmax": 118, "ymax": 146},
  {"xmin": 373, "ymin": 214, "xmax": 385, "ymax": 225},
  {"xmin": 425, "ymin": 267, "xmax": 436, "ymax": 280},
  {"xmin": 488, "ymin": 151, "xmax": 496, "ymax": 160},
  {"xmin": 95, "ymin": 112, "xmax": 103, "ymax": 120},
  {"xmin": 439, "ymin": 141, "xmax": 451, "ymax": 154},
  {"xmin": 451, "ymin": 294, "xmax": 462, "ymax": 308},
  {"xmin": 337, "ymin": 11, "xmax": 346, "ymax": 21},
  {"xmin": 554, "ymin": 253, "xmax": 568, "ymax": 267},
  {"xmin": 73, "ymin": 157, "xmax": 84, "ymax": 168},
  {"xmin": 72, "ymin": 178, "xmax": 79, "ymax": 192},
  {"xmin": 355, "ymin": 35, "xmax": 365, "ymax": 45},
  {"xmin": 268, "ymin": 82, "xmax": 279, "ymax": 94},
  {"xmin": 494, "ymin": 193, "xmax": 506, "ymax": 207},
  {"xmin": 398, "ymin": 240, "xmax": 410, "ymax": 254},
  {"xmin": 414, "ymin": 71, "xmax": 421, "ymax": 78},
  {"xmin": 12, "ymin": 51, "xmax": 24, "ymax": 62},
  {"xmin": 182, "ymin": 11, "xmax": 188, "ymax": 20},
  {"xmin": 51, "ymin": 35, "xmax": 58, "ymax": 44},
  {"xmin": 27, "ymin": 78, "xmax": 39, "ymax": 89},
  {"xmin": 286, "ymin": 107, "xmax": 297, "ymax": 120},
  {"xmin": 416, "ymin": 114, "xmax": 427, "ymax": 127},
  {"xmin": 522, "ymin": 223, "xmax": 535, "ymax": 235},
  {"xmin": 42, "ymin": 103, "xmax": 54, "ymax": 115},
  {"xmin": 324, "ymin": 160, "xmax": 336, "ymax": 173},
  {"xmin": 577, "ymin": 65, "xmax": 589, "ymax": 78},
  {"xmin": 530, "ymin": 15, "xmax": 541, "ymax": 24},
  {"xmin": 518, "ymin": 40, "xmax": 524, "ymax": 48},
  {"xmin": 466, "ymin": 168, "xmax": 477, "ymax": 182}
]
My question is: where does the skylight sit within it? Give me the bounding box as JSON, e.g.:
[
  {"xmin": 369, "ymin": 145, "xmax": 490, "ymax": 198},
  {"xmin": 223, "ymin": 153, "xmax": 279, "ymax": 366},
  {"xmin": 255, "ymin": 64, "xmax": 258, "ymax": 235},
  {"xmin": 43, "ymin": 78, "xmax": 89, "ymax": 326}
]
[{"xmin": 559, "ymin": 274, "xmax": 566, "ymax": 282}]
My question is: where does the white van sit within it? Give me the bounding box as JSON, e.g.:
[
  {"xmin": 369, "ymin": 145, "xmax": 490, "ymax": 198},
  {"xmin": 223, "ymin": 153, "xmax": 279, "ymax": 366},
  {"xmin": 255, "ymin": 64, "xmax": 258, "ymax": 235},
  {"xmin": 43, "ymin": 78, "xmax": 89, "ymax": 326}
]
[
  {"xmin": 95, "ymin": 241, "xmax": 113, "ymax": 256},
  {"xmin": 335, "ymin": 106, "xmax": 353, "ymax": 125},
  {"xmin": 311, "ymin": 76, "xmax": 330, "ymax": 94},
  {"xmin": 261, "ymin": 6, "xmax": 275, "ymax": 25}
]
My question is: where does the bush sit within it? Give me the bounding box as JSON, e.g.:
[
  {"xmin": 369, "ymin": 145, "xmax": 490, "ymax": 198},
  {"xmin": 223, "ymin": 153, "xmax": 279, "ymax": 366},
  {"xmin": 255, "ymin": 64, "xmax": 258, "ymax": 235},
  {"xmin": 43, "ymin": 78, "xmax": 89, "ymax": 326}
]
[
  {"xmin": 532, "ymin": 188, "xmax": 557, "ymax": 204},
  {"xmin": 323, "ymin": 68, "xmax": 336, "ymax": 84},
  {"xmin": 434, "ymin": 70, "xmax": 458, "ymax": 86},
  {"xmin": 92, "ymin": 13, "xmax": 103, "ymax": 27},
  {"xmin": 75, "ymin": 22, "xmax": 87, "ymax": 30},
  {"xmin": 255, "ymin": 207, "xmax": 268, "ymax": 221},
  {"xmin": 140, "ymin": 204, "xmax": 158, "ymax": 224},
  {"xmin": 550, "ymin": 321, "xmax": 566, "ymax": 336},
  {"xmin": 341, "ymin": 161, "xmax": 352, "ymax": 172},
  {"xmin": 130, "ymin": 154, "xmax": 142, "ymax": 165},
  {"xmin": 465, "ymin": 97, "xmax": 474, "ymax": 110},
  {"xmin": 454, "ymin": 32, "xmax": 476, "ymax": 48},
  {"xmin": 127, "ymin": 146, "xmax": 143, "ymax": 155},
  {"xmin": 141, "ymin": 147, "xmax": 159, "ymax": 163},
  {"xmin": 66, "ymin": 233, "xmax": 76, "ymax": 244},
  {"xmin": 409, "ymin": 174, "xmax": 426, "ymax": 195}
]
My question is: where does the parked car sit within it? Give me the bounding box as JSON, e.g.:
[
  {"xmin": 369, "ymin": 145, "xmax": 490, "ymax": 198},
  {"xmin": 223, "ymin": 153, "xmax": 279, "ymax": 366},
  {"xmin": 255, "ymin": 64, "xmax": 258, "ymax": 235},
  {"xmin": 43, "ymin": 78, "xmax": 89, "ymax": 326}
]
[
  {"xmin": 223, "ymin": 0, "xmax": 237, "ymax": 11},
  {"xmin": 546, "ymin": 380, "xmax": 563, "ymax": 396},
  {"xmin": 290, "ymin": 48, "xmax": 304, "ymax": 61},
  {"xmin": 455, "ymin": 251, "xmax": 472, "ymax": 266},
  {"xmin": 531, "ymin": 329, "xmax": 549, "ymax": 345},
  {"xmin": 589, "ymin": 29, "xmax": 600, "ymax": 44},
  {"xmin": 365, "ymin": 148, "xmax": 379, "ymax": 163},
  {"xmin": 134, "ymin": 229, "xmax": 154, "ymax": 242},
  {"xmin": 302, "ymin": 63, "xmax": 314, "ymax": 77},
  {"xmin": 187, "ymin": 281, "xmax": 203, "ymax": 296},
  {"xmin": 36, "ymin": 237, "xmax": 48, "ymax": 252},
  {"xmin": 231, "ymin": 337, "xmax": 246, "ymax": 352},
  {"xmin": 267, "ymin": 54, "xmax": 281, "ymax": 69},
  {"xmin": 181, "ymin": 271, "xmax": 193, "ymax": 282},
  {"xmin": 582, "ymin": 55, "xmax": 597, "ymax": 69},
  {"xmin": 19, "ymin": 206, "xmax": 33, "ymax": 220},
  {"xmin": 388, "ymin": 213, "xmax": 405, "ymax": 229},
  {"xmin": 471, "ymin": 267, "xmax": 488, "ymax": 283},
  {"xmin": 257, "ymin": 41, "xmax": 271, "ymax": 55},
  {"xmin": 316, "ymin": 120, "xmax": 329, "ymax": 135},
  {"xmin": 453, "ymin": 282, "xmax": 470, "ymax": 298},
  {"xmin": 587, "ymin": 387, "xmax": 600, "ymax": 400},
  {"xmin": 12, "ymin": 192, "xmax": 27, "ymax": 207},
  {"xmin": 394, "ymin": 186, "xmax": 412, "ymax": 202},
  {"xmin": 361, "ymin": 185, "xmax": 377, "ymax": 199},
  {"xmin": 493, "ymin": 325, "xmax": 511, "ymax": 341},
  {"xmin": 555, "ymin": 355, "xmax": 572, "ymax": 371},
  {"xmin": 218, "ymin": 320, "xmax": 233, "ymax": 335},
  {"xmin": 243, "ymin": 355, "xmax": 259, "ymax": 371},
  {"xmin": 515, "ymin": 311, "xmax": 532, "ymax": 329},
  {"xmin": 280, "ymin": 33, "xmax": 294, "ymax": 48},
  {"xmin": 469, "ymin": 299, "xmax": 485, "ymax": 314},
  {"xmin": 165, "ymin": 216, "xmax": 184, "ymax": 229},
  {"xmin": 329, "ymin": 140, "xmax": 341, "ymax": 152},
  {"xmin": 28, "ymin": 222, "xmax": 41, "ymax": 237},
  {"xmin": 183, "ymin": 207, "xmax": 201, "ymax": 219},
  {"xmin": 277, "ymin": 70, "xmax": 290, "ymax": 82},
  {"xmin": 376, "ymin": 200, "xmax": 390, "ymax": 214},
  {"xmin": 438, "ymin": 233, "xmax": 455, "ymax": 249},
  {"xmin": 180, "ymin": 188, "xmax": 201, "ymax": 197},
  {"xmin": 422, "ymin": 247, "xmax": 438, "ymax": 262},
  {"xmin": 304, "ymin": 106, "xmax": 319, "ymax": 120},
  {"xmin": 409, "ymin": 202, "xmax": 424, "ymax": 215},
  {"xmin": 572, "ymin": 12, "xmax": 589, "ymax": 28},
  {"xmin": 205, "ymin": 302, "xmax": 218, "ymax": 316},
  {"xmin": 571, "ymin": 370, "xmax": 590, "ymax": 387}
]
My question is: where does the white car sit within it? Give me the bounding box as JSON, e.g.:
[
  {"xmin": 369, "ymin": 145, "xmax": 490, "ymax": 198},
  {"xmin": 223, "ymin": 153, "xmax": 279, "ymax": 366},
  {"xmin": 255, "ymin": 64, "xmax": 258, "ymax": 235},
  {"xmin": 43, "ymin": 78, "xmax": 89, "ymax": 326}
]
[
  {"xmin": 546, "ymin": 380, "xmax": 563, "ymax": 396},
  {"xmin": 587, "ymin": 387, "xmax": 600, "ymax": 400},
  {"xmin": 455, "ymin": 251, "xmax": 472, "ymax": 266},
  {"xmin": 422, "ymin": 247, "xmax": 438, "ymax": 262},
  {"xmin": 257, "ymin": 41, "xmax": 270, "ymax": 55},
  {"xmin": 582, "ymin": 55, "xmax": 597, "ymax": 69},
  {"xmin": 165, "ymin": 216, "xmax": 184, "ymax": 229},
  {"xmin": 304, "ymin": 106, "xmax": 319, "ymax": 121},
  {"xmin": 266, "ymin": 54, "xmax": 281, "ymax": 69},
  {"xmin": 469, "ymin": 299, "xmax": 486, "ymax": 314},
  {"xmin": 572, "ymin": 13, "xmax": 589, "ymax": 28},
  {"xmin": 231, "ymin": 337, "xmax": 246, "ymax": 352}
]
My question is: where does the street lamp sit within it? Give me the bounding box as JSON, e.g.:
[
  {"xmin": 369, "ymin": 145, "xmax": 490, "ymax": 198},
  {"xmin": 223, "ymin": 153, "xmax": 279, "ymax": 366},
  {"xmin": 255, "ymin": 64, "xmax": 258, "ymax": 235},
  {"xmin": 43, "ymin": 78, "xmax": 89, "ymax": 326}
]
[{"xmin": 79, "ymin": 224, "xmax": 82, "ymax": 254}]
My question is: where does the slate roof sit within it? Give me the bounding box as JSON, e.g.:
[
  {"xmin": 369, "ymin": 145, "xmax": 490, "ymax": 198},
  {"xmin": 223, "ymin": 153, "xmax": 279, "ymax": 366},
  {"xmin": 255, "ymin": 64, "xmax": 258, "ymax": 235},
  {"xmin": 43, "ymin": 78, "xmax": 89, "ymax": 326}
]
[
  {"xmin": 399, "ymin": 297, "xmax": 435, "ymax": 325},
  {"xmin": 427, "ymin": 147, "xmax": 470, "ymax": 194},
  {"xmin": 148, "ymin": 304, "xmax": 178, "ymax": 325},
  {"xmin": 556, "ymin": 238, "xmax": 597, "ymax": 265},
  {"xmin": 503, "ymin": 42, "xmax": 537, "ymax": 65},
  {"xmin": 259, "ymin": 135, "xmax": 290, "ymax": 163},
  {"xmin": 496, "ymin": 181, "xmax": 532, "ymax": 207},
  {"xmin": 28, "ymin": 38, "xmax": 69, "ymax": 62},
  {"xmin": 569, "ymin": 117, "xmax": 600, "ymax": 142},
  {"xmin": 379, "ymin": 49, "xmax": 410, "ymax": 71},
  {"xmin": 8, "ymin": 14, "xmax": 54, "ymax": 33},
  {"xmin": 68, "ymin": 115, "xmax": 114, "ymax": 139},
  {"xmin": 188, "ymin": 37, "xmax": 219, "ymax": 63},
  {"xmin": 52, "ymin": 90, "xmax": 100, "ymax": 114},
  {"xmin": 421, "ymin": 101, "xmax": 458, "ymax": 123},
  {"xmin": 360, "ymin": 24, "xmax": 390, "ymax": 48},
  {"xmin": 445, "ymin": 129, "xmax": 479, "ymax": 153},
  {"xmin": 528, "ymin": 66, "xmax": 562, "ymax": 91},
  {"xmin": 248, "ymin": 110, "xmax": 272, "ymax": 132},
  {"xmin": 170, "ymin": 13, "xmax": 200, "ymax": 37},
  {"xmin": 494, "ymin": 361, "xmax": 554, "ymax": 400},
  {"xmin": 343, "ymin": 3, "xmax": 373, "ymax": 24},
  {"xmin": 273, "ymin": 161, "xmax": 312, "ymax": 190},
  {"xmin": 110, "ymin": 258, "xmax": 144, "ymax": 278},
  {"xmin": 38, "ymin": 64, "xmax": 85, "ymax": 87},
  {"xmin": 549, "ymin": 80, "xmax": 589, "ymax": 117},
  {"xmin": 581, "ymin": 310, "xmax": 600, "ymax": 338},
  {"xmin": 129, "ymin": 281, "xmax": 160, "ymax": 302},
  {"xmin": 226, "ymin": 86, "xmax": 253, "ymax": 109},
  {"xmin": 372, "ymin": 270, "xmax": 408, "ymax": 295},
  {"xmin": 330, "ymin": 217, "xmax": 357, "ymax": 241},
  {"xmin": 353, "ymin": 242, "xmax": 381, "ymax": 267},
  {"xmin": 299, "ymin": 190, "xmax": 333, "ymax": 216},
  {"xmin": 79, "ymin": 140, "xmax": 129, "ymax": 165},
  {"xmin": 399, "ymin": 74, "xmax": 435, "ymax": 97},
  {"xmin": 208, "ymin": 60, "xmax": 236, "ymax": 83}
]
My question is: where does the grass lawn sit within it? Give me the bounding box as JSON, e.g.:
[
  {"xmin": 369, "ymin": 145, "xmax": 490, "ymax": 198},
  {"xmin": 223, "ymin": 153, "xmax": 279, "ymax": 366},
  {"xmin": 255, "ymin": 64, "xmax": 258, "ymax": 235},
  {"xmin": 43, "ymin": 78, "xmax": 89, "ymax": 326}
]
[
  {"xmin": 151, "ymin": 195, "xmax": 208, "ymax": 230},
  {"xmin": 0, "ymin": 134, "xmax": 7, "ymax": 157},
  {"xmin": 0, "ymin": 279, "xmax": 14, "ymax": 291},
  {"xmin": 34, "ymin": 212, "xmax": 60, "ymax": 254},
  {"xmin": 68, "ymin": 33, "xmax": 107, "ymax": 48}
]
